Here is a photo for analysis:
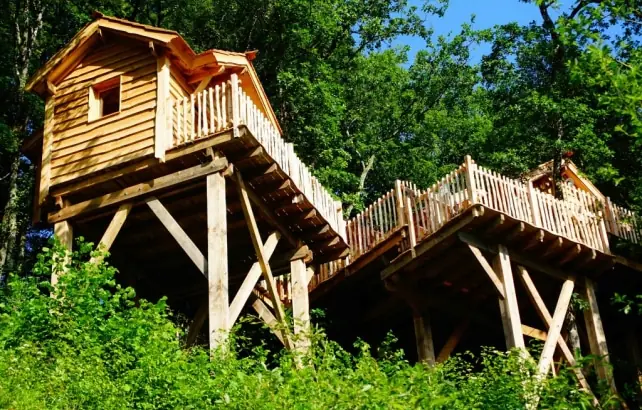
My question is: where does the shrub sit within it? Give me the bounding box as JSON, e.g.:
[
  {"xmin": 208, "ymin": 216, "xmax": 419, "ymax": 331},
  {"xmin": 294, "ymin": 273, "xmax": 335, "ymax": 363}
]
[{"xmin": 0, "ymin": 241, "xmax": 597, "ymax": 409}]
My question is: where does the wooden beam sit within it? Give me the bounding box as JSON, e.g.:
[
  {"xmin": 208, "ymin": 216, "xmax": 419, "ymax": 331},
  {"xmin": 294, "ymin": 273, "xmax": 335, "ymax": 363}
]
[
  {"xmin": 583, "ymin": 278, "xmax": 617, "ymax": 394},
  {"xmin": 49, "ymin": 157, "xmax": 229, "ymax": 223},
  {"xmin": 538, "ymin": 278, "xmax": 575, "ymax": 375},
  {"xmin": 186, "ymin": 302, "xmax": 208, "ymax": 346},
  {"xmin": 522, "ymin": 324, "xmax": 547, "ymax": 341},
  {"xmin": 50, "ymin": 131, "xmax": 235, "ymax": 199},
  {"xmin": 208, "ymin": 172, "xmax": 229, "ymax": 349},
  {"xmin": 146, "ymin": 197, "xmax": 206, "ymax": 276},
  {"xmin": 458, "ymin": 232, "xmax": 572, "ymax": 281},
  {"xmin": 236, "ymin": 172, "xmax": 293, "ymax": 349},
  {"xmin": 52, "ymin": 220, "xmax": 73, "ymax": 287},
  {"xmin": 381, "ymin": 207, "xmax": 483, "ymax": 280},
  {"xmin": 194, "ymin": 74, "xmax": 213, "ymax": 94},
  {"xmin": 251, "ymin": 296, "xmax": 286, "ymax": 346},
  {"xmin": 413, "ymin": 309, "xmax": 435, "ymax": 365},
  {"xmin": 516, "ymin": 266, "xmax": 595, "ymax": 397},
  {"xmin": 233, "ymin": 170, "xmax": 299, "ymax": 248},
  {"xmin": 228, "ymin": 232, "xmax": 280, "ymax": 325},
  {"xmin": 90, "ymin": 203, "xmax": 132, "ymax": 263},
  {"xmin": 436, "ymin": 319, "xmax": 470, "ymax": 363},
  {"xmin": 494, "ymin": 244, "xmax": 525, "ymax": 350},
  {"xmin": 466, "ymin": 243, "xmax": 505, "ymax": 299},
  {"xmin": 291, "ymin": 256, "xmax": 311, "ymax": 354}
]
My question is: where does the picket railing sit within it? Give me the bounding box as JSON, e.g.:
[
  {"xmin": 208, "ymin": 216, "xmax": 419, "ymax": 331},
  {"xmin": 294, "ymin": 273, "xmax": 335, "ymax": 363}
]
[
  {"xmin": 167, "ymin": 74, "xmax": 346, "ymax": 241},
  {"xmin": 605, "ymin": 200, "xmax": 641, "ymax": 244},
  {"xmin": 312, "ymin": 156, "xmax": 629, "ymax": 290}
]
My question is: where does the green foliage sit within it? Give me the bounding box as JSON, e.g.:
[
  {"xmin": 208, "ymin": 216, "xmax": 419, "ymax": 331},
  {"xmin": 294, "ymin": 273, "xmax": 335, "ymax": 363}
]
[{"xmin": 0, "ymin": 243, "xmax": 597, "ymax": 409}]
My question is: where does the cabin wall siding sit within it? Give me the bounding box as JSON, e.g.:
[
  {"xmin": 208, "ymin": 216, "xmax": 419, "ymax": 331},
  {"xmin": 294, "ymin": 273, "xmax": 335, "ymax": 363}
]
[{"xmin": 50, "ymin": 41, "xmax": 157, "ymax": 186}]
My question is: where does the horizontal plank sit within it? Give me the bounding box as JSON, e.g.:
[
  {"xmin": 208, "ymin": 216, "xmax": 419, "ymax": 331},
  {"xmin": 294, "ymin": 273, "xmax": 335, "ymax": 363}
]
[
  {"xmin": 63, "ymin": 45, "xmax": 144, "ymax": 83},
  {"xmin": 53, "ymin": 116, "xmax": 155, "ymax": 153},
  {"xmin": 49, "ymin": 158, "xmax": 229, "ymax": 223},
  {"xmin": 52, "ymin": 128, "xmax": 154, "ymax": 164},
  {"xmin": 53, "ymin": 136, "xmax": 154, "ymax": 173},
  {"xmin": 54, "ymin": 85, "xmax": 156, "ymax": 131},
  {"xmin": 55, "ymin": 101, "xmax": 156, "ymax": 140},
  {"xmin": 56, "ymin": 60, "xmax": 155, "ymax": 99},
  {"xmin": 51, "ymin": 145, "xmax": 155, "ymax": 186},
  {"xmin": 57, "ymin": 55, "xmax": 154, "ymax": 95},
  {"xmin": 55, "ymin": 65, "xmax": 155, "ymax": 106}
]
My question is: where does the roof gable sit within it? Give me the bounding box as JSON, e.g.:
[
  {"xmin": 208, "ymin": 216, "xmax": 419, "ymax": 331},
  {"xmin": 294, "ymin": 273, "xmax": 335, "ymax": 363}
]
[{"xmin": 26, "ymin": 12, "xmax": 281, "ymax": 134}]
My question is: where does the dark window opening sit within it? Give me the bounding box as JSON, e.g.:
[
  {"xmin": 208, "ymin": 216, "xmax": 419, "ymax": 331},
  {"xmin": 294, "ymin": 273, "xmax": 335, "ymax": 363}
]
[{"xmin": 101, "ymin": 86, "xmax": 120, "ymax": 116}]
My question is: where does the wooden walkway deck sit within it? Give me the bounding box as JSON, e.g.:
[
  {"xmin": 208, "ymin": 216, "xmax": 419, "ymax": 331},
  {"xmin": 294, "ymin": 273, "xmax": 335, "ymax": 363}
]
[
  {"xmin": 303, "ymin": 156, "xmax": 641, "ymax": 300},
  {"xmin": 160, "ymin": 75, "xmax": 640, "ymax": 305}
]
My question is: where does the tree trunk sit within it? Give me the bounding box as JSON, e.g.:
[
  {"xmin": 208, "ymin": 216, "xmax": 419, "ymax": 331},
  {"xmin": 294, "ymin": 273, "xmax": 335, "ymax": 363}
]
[
  {"xmin": 345, "ymin": 154, "xmax": 375, "ymax": 216},
  {"xmin": 0, "ymin": 153, "xmax": 21, "ymax": 275}
]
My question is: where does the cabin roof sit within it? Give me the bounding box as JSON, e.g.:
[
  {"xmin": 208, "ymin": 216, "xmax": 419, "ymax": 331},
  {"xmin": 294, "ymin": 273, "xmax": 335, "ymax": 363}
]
[
  {"xmin": 25, "ymin": 12, "xmax": 280, "ymax": 133},
  {"xmin": 522, "ymin": 159, "xmax": 605, "ymax": 200}
]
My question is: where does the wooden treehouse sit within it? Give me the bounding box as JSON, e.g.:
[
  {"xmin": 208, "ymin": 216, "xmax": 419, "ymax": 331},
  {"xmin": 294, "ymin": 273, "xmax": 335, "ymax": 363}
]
[{"xmin": 24, "ymin": 14, "xmax": 642, "ymax": 401}]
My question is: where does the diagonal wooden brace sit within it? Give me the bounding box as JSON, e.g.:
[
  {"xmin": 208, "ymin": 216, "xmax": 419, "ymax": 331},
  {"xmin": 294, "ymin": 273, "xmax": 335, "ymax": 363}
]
[{"xmin": 235, "ymin": 171, "xmax": 293, "ymax": 350}]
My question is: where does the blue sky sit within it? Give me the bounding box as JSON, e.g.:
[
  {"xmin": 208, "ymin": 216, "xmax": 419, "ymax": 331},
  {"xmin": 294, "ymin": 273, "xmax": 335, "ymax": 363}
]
[{"xmin": 393, "ymin": 0, "xmax": 544, "ymax": 62}]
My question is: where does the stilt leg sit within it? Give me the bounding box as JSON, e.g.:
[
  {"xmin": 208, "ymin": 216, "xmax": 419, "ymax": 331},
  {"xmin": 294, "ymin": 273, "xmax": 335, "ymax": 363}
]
[
  {"xmin": 583, "ymin": 278, "xmax": 617, "ymax": 394},
  {"xmin": 207, "ymin": 172, "xmax": 229, "ymax": 350},
  {"xmin": 413, "ymin": 308, "xmax": 435, "ymax": 365},
  {"xmin": 52, "ymin": 220, "xmax": 73, "ymax": 286},
  {"xmin": 291, "ymin": 256, "xmax": 311, "ymax": 354},
  {"xmin": 494, "ymin": 245, "xmax": 525, "ymax": 350}
]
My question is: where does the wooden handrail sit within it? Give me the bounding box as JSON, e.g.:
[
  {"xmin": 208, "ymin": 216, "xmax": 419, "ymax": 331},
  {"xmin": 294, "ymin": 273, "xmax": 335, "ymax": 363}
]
[
  {"xmin": 167, "ymin": 78, "xmax": 346, "ymax": 242},
  {"xmin": 313, "ymin": 157, "xmax": 640, "ymax": 291}
]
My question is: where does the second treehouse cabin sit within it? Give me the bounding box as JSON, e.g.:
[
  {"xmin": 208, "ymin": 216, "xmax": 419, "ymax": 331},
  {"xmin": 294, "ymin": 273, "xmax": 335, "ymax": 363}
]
[{"xmin": 23, "ymin": 13, "xmax": 642, "ymax": 406}]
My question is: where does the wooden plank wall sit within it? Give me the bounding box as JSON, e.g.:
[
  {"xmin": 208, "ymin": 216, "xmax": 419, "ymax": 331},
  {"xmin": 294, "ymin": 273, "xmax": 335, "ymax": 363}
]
[{"xmin": 50, "ymin": 41, "xmax": 157, "ymax": 186}]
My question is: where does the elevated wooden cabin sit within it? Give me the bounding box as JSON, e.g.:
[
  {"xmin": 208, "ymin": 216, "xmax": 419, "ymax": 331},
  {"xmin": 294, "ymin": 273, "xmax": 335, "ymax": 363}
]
[
  {"xmin": 25, "ymin": 14, "xmax": 642, "ymax": 406},
  {"xmin": 25, "ymin": 13, "xmax": 347, "ymax": 352}
]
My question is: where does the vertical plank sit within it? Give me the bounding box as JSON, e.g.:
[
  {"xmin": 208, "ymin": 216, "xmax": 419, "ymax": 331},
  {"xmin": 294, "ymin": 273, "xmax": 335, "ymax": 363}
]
[
  {"xmin": 494, "ymin": 245, "xmax": 525, "ymax": 350},
  {"xmin": 40, "ymin": 92, "xmax": 55, "ymax": 207},
  {"xmin": 155, "ymin": 56, "xmax": 170, "ymax": 161},
  {"xmin": 291, "ymin": 256, "xmax": 311, "ymax": 354},
  {"xmin": 207, "ymin": 172, "xmax": 229, "ymax": 350}
]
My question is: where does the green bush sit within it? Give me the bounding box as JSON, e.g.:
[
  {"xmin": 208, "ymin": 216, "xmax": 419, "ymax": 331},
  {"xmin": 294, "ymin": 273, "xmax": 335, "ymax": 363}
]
[{"xmin": 0, "ymin": 241, "xmax": 599, "ymax": 409}]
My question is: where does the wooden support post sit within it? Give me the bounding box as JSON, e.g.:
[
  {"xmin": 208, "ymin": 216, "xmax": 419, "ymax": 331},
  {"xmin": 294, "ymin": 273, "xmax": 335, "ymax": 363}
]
[
  {"xmin": 394, "ymin": 180, "xmax": 406, "ymax": 227},
  {"xmin": 207, "ymin": 172, "xmax": 229, "ymax": 350},
  {"xmin": 494, "ymin": 245, "xmax": 525, "ymax": 350},
  {"xmin": 527, "ymin": 181, "xmax": 542, "ymax": 227},
  {"xmin": 90, "ymin": 203, "xmax": 132, "ymax": 264},
  {"xmin": 464, "ymin": 155, "xmax": 477, "ymax": 205},
  {"xmin": 52, "ymin": 220, "xmax": 73, "ymax": 286},
  {"xmin": 413, "ymin": 308, "xmax": 436, "ymax": 365},
  {"xmin": 230, "ymin": 73, "xmax": 240, "ymax": 138},
  {"xmin": 406, "ymin": 196, "xmax": 417, "ymax": 250},
  {"xmin": 583, "ymin": 278, "xmax": 617, "ymax": 394},
  {"xmin": 538, "ymin": 278, "xmax": 575, "ymax": 375},
  {"xmin": 291, "ymin": 256, "xmax": 311, "ymax": 354}
]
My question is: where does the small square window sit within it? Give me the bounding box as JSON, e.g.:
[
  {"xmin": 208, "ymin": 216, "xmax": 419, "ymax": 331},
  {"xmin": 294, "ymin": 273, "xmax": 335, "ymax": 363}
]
[{"xmin": 89, "ymin": 77, "xmax": 121, "ymax": 121}]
